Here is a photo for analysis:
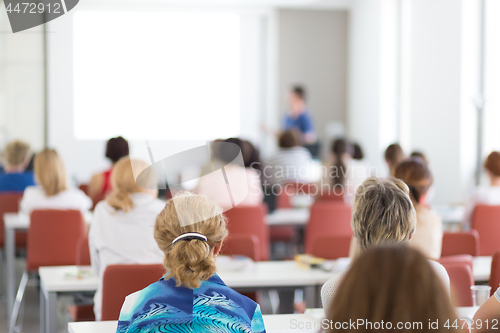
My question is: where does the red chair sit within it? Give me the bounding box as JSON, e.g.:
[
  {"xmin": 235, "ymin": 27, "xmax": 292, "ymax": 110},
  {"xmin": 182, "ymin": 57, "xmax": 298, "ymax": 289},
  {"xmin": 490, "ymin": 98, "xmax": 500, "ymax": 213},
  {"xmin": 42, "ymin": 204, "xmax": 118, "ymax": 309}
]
[
  {"xmin": 75, "ymin": 236, "xmax": 91, "ymax": 266},
  {"xmin": 10, "ymin": 210, "xmax": 86, "ymax": 331},
  {"xmin": 441, "ymin": 230, "xmax": 479, "ymax": 257},
  {"xmin": 0, "ymin": 192, "xmax": 27, "ymax": 249},
  {"xmin": 471, "ymin": 205, "xmax": 500, "ymax": 255},
  {"xmin": 308, "ymin": 235, "xmax": 351, "ymax": 259},
  {"xmin": 316, "ymin": 192, "xmax": 344, "ymax": 202},
  {"xmin": 441, "ymin": 262, "xmax": 474, "ymax": 306},
  {"xmin": 489, "ymin": 250, "xmax": 500, "ymax": 296},
  {"xmin": 438, "ymin": 255, "xmax": 473, "ymax": 270},
  {"xmin": 305, "ymin": 201, "xmax": 352, "ymax": 254},
  {"xmin": 101, "ymin": 264, "xmax": 165, "ymax": 321},
  {"xmin": 221, "ymin": 234, "xmax": 261, "ymax": 261},
  {"xmin": 224, "ymin": 205, "xmax": 270, "ymax": 261}
]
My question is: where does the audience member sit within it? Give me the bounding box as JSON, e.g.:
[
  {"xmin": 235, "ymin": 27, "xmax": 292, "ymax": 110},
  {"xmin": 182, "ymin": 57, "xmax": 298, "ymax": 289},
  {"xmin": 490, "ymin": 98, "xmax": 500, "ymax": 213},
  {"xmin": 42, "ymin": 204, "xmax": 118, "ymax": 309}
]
[
  {"xmin": 395, "ymin": 158, "xmax": 442, "ymax": 260},
  {"xmin": 384, "ymin": 143, "xmax": 405, "ymax": 177},
  {"xmin": 326, "ymin": 246, "xmax": 459, "ymax": 333},
  {"xmin": 0, "ymin": 140, "xmax": 35, "ymax": 192},
  {"xmin": 88, "ymin": 136, "xmax": 129, "ymax": 200},
  {"xmin": 89, "ymin": 157, "xmax": 164, "ymax": 321},
  {"xmin": 321, "ymin": 177, "xmax": 449, "ymax": 310},
  {"xmin": 463, "ymin": 151, "xmax": 500, "ymax": 229},
  {"xmin": 20, "ymin": 149, "xmax": 91, "ymax": 213},
  {"xmin": 116, "ymin": 193, "xmax": 266, "ymax": 332}
]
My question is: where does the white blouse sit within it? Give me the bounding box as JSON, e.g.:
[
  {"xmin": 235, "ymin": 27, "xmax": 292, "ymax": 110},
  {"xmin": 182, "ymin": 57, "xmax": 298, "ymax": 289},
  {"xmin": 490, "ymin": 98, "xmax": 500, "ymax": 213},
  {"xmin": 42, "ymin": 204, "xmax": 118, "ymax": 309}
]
[
  {"xmin": 20, "ymin": 186, "xmax": 92, "ymax": 213},
  {"xmin": 89, "ymin": 192, "xmax": 165, "ymax": 321}
]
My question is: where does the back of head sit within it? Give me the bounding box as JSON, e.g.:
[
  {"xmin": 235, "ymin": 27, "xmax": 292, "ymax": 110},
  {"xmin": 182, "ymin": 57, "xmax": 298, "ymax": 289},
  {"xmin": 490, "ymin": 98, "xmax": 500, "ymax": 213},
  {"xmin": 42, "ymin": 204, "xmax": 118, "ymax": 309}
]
[
  {"xmin": 105, "ymin": 136, "xmax": 129, "ymax": 163},
  {"xmin": 106, "ymin": 157, "xmax": 150, "ymax": 212},
  {"xmin": 330, "ymin": 139, "xmax": 353, "ymax": 186},
  {"xmin": 279, "ymin": 131, "xmax": 300, "ymax": 148},
  {"xmin": 5, "ymin": 140, "xmax": 31, "ymax": 168},
  {"xmin": 351, "ymin": 177, "xmax": 416, "ymax": 251},
  {"xmin": 154, "ymin": 193, "xmax": 228, "ymax": 289},
  {"xmin": 327, "ymin": 246, "xmax": 458, "ymax": 333},
  {"xmin": 394, "ymin": 158, "xmax": 433, "ymax": 204},
  {"xmin": 241, "ymin": 140, "xmax": 260, "ymax": 170},
  {"xmin": 484, "ymin": 151, "xmax": 500, "ymax": 177},
  {"xmin": 352, "ymin": 143, "xmax": 363, "ymax": 160},
  {"xmin": 384, "ymin": 144, "xmax": 405, "ymax": 175},
  {"xmin": 410, "ymin": 151, "xmax": 428, "ymax": 165},
  {"xmin": 34, "ymin": 149, "xmax": 67, "ymax": 196}
]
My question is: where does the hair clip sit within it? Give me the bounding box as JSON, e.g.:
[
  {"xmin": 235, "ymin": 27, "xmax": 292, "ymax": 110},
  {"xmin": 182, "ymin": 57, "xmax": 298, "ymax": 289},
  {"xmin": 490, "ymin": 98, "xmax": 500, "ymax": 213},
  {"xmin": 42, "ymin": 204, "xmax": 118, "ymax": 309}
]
[{"xmin": 172, "ymin": 232, "xmax": 207, "ymax": 245}]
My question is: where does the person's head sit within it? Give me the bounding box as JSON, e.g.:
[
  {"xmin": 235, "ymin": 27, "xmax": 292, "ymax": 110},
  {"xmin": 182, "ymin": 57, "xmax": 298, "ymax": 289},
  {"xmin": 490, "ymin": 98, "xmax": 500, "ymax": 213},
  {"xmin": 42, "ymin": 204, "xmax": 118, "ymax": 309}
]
[
  {"xmin": 384, "ymin": 143, "xmax": 405, "ymax": 176},
  {"xmin": 351, "ymin": 177, "xmax": 416, "ymax": 252},
  {"xmin": 394, "ymin": 158, "xmax": 433, "ymax": 205},
  {"xmin": 326, "ymin": 246, "xmax": 459, "ymax": 333},
  {"xmin": 410, "ymin": 151, "xmax": 428, "ymax": 165},
  {"xmin": 289, "ymin": 85, "xmax": 306, "ymax": 116},
  {"xmin": 105, "ymin": 136, "xmax": 129, "ymax": 164},
  {"xmin": 106, "ymin": 157, "xmax": 157, "ymax": 212},
  {"xmin": 241, "ymin": 140, "xmax": 260, "ymax": 170},
  {"xmin": 279, "ymin": 130, "xmax": 300, "ymax": 148},
  {"xmin": 352, "ymin": 143, "xmax": 363, "ymax": 160},
  {"xmin": 4, "ymin": 140, "xmax": 31, "ymax": 171},
  {"xmin": 154, "ymin": 192, "xmax": 228, "ymax": 289},
  {"xmin": 330, "ymin": 139, "xmax": 353, "ymax": 186},
  {"xmin": 484, "ymin": 152, "xmax": 500, "ymax": 182},
  {"xmin": 34, "ymin": 149, "xmax": 67, "ymax": 196}
]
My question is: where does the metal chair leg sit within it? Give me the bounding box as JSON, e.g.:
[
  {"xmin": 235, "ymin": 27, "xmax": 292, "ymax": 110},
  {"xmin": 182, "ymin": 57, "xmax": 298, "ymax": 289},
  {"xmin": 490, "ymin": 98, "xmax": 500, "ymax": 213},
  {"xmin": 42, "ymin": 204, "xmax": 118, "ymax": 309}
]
[{"xmin": 9, "ymin": 272, "xmax": 28, "ymax": 333}]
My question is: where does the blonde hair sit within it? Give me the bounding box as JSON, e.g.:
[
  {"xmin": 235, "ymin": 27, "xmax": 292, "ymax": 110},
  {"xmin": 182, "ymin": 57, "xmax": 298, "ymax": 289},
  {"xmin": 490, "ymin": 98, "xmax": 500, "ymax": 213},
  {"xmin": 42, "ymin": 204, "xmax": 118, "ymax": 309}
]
[
  {"xmin": 5, "ymin": 140, "xmax": 30, "ymax": 167},
  {"xmin": 154, "ymin": 193, "xmax": 228, "ymax": 289},
  {"xmin": 351, "ymin": 177, "xmax": 416, "ymax": 251},
  {"xmin": 106, "ymin": 157, "xmax": 150, "ymax": 212},
  {"xmin": 34, "ymin": 149, "xmax": 67, "ymax": 196},
  {"xmin": 327, "ymin": 246, "xmax": 459, "ymax": 333}
]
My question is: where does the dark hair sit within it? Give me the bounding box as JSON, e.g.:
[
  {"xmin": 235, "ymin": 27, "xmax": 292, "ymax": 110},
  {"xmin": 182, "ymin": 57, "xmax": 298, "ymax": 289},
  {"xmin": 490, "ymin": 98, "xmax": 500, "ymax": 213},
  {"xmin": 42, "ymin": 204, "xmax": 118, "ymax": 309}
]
[
  {"xmin": 394, "ymin": 157, "xmax": 433, "ymax": 204},
  {"xmin": 327, "ymin": 246, "xmax": 459, "ymax": 333},
  {"xmin": 241, "ymin": 140, "xmax": 260, "ymax": 170},
  {"xmin": 279, "ymin": 131, "xmax": 300, "ymax": 148},
  {"xmin": 352, "ymin": 143, "xmax": 364, "ymax": 160},
  {"xmin": 105, "ymin": 136, "xmax": 129, "ymax": 163},
  {"xmin": 410, "ymin": 151, "xmax": 428, "ymax": 164},
  {"xmin": 292, "ymin": 85, "xmax": 306, "ymax": 101},
  {"xmin": 384, "ymin": 143, "xmax": 405, "ymax": 176},
  {"xmin": 331, "ymin": 138, "xmax": 353, "ymax": 186},
  {"xmin": 484, "ymin": 151, "xmax": 500, "ymax": 177}
]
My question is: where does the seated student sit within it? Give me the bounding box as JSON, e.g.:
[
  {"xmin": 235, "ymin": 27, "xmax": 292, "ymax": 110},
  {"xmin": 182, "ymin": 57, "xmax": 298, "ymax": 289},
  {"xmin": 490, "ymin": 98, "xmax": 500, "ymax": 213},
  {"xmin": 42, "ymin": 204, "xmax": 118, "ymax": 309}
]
[
  {"xmin": 384, "ymin": 143, "xmax": 405, "ymax": 177},
  {"xmin": 472, "ymin": 287, "xmax": 500, "ymax": 333},
  {"xmin": 266, "ymin": 130, "xmax": 312, "ymax": 185},
  {"xmin": 20, "ymin": 149, "xmax": 91, "ymax": 213},
  {"xmin": 88, "ymin": 136, "xmax": 129, "ymax": 200},
  {"xmin": 410, "ymin": 151, "xmax": 428, "ymax": 164},
  {"xmin": 395, "ymin": 158, "xmax": 442, "ymax": 260},
  {"xmin": 116, "ymin": 193, "xmax": 266, "ymax": 333},
  {"xmin": 463, "ymin": 151, "xmax": 500, "ymax": 229},
  {"xmin": 326, "ymin": 246, "xmax": 460, "ymax": 333},
  {"xmin": 321, "ymin": 177, "xmax": 449, "ymax": 310},
  {"xmin": 0, "ymin": 140, "xmax": 35, "ymax": 192},
  {"xmin": 89, "ymin": 157, "xmax": 165, "ymax": 321}
]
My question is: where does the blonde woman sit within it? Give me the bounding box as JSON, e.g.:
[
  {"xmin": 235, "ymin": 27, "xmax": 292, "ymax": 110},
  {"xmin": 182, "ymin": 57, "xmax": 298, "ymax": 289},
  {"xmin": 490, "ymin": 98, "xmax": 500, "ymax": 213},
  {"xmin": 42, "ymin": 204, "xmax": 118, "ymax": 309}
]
[
  {"xmin": 89, "ymin": 157, "xmax": 165, "ymax": 321},
  {"xmin": 20, "ymin": 149, "xmax": 91, "ymax": 213},
  {"xmin": 116, "ymin": 193, "xmax": 266, "ymax": 333},
  {"xmin": 321, "ymin": 177, "xmax": 449, "ymax": 310}
]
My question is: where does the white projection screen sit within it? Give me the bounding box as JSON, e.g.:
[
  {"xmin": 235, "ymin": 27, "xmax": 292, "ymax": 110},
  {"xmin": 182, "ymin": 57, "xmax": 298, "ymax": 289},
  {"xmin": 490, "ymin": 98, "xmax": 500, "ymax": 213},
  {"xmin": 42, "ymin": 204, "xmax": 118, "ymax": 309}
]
[{"xmin": 47, "ymin": 4, "xmax": 269, "ymax": 182}]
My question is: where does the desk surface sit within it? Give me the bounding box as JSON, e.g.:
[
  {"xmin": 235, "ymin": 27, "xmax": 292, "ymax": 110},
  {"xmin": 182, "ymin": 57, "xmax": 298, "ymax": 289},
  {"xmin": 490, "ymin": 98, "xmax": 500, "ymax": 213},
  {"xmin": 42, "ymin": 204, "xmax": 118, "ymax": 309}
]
[
  {"xmin": 39, "ymin": 266, "xmax": 99, "ymax": 293},
  {"xmin": 67, "ymin": 307, "xmax": 478, "ymax": 333},
  {"xmin": 266, "ymin": 208, "xmax": 310, "ymax": 226},
  {"xmin": 4, "ymin": 211, "xmax": 93, "ymax": 229}
]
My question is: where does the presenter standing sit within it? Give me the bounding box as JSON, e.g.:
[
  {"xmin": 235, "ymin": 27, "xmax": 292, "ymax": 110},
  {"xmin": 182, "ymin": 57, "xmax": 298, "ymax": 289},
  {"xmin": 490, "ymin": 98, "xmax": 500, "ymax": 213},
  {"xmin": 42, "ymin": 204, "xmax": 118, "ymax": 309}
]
[{"xmin": 283, "ymin": 86, "xmax": 316, "ymax": 144}]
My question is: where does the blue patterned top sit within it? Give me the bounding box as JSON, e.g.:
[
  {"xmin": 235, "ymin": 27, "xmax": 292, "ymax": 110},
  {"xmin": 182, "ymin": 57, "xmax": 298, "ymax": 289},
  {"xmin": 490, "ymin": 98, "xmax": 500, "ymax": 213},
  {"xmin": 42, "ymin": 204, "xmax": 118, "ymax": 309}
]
[{"xmin": 116, "ymin": 274, "xmax": 266, "ymax": 333}]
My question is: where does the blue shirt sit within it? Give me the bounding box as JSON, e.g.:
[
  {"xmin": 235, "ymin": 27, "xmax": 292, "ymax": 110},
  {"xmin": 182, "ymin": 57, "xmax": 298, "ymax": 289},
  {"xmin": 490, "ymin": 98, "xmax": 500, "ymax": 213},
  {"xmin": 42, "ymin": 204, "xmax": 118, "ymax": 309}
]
[
  {"xmin": 117, "ymin": 274, "xmax": 266, "ymax": 333},
  {"xmin": 283, "ymin": 111, "xmax": 314, "ymax": 135},
  {"xmin": 0, "ymin": 172, "xmax": 35, "ymax": 193}
]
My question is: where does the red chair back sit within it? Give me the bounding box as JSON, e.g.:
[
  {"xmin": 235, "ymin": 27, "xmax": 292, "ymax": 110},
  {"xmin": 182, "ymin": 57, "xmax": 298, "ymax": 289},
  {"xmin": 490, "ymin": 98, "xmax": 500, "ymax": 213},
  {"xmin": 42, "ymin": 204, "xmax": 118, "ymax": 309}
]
[
  {"xmin": 221, "ymin": 234, "xmax": 261, "ymax": 261},
  {"xmin": 27, "ymin": 210, "xmax": 86, "ymax": 271},
  {"xmin": 441, "ymin": 262, "xmax": 474, "ymax": 306},
  {"xmin": 309, "ymin": 235, "xmax": 351, "ymax": 259},
  {"xmin": 472, "ymin": 205, "xmax": 500, "ymax": 255},
  {"xmin": 316, "ymin": 192, "xmax": 344, "ymax": 202},
  {"xmin": 223, "ymin": 205, "xmax": 269, "ymax": 261},
  {"xmin": 101, "ymin": 264, "xmax": 165, "ymax": 321},
  {"xmin": 305, "ymin": 201, "xmax": 352, "ymax": 254},
  {"xmin": 76, "ymin": 236, "xmax": 91, "ymax": 266},
  {"xmin": 0, "ymin": 192, "xmax": 23, "ymax": 248},
  {"xmin": 490, "ymin": 250, "xmax": 500, "ymax": 296},
  {"xmin": 441, "ymin": 230, "xmax": 479, "ymax": 257},
  {"xmin": 438, "ymin": 255, "xmax": 473, "ymax": 270}
]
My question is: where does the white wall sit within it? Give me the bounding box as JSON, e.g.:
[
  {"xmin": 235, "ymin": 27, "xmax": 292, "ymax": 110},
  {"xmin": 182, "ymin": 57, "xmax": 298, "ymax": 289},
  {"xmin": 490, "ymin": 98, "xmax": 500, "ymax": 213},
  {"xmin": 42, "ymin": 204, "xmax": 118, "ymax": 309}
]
[
  {"xmin": 278, "ymin": 9, "xmax": 348, "ymax": 160},
  {"xmin": 0, "ymin": 10, "xmax": 45, "ymax": 153}
]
